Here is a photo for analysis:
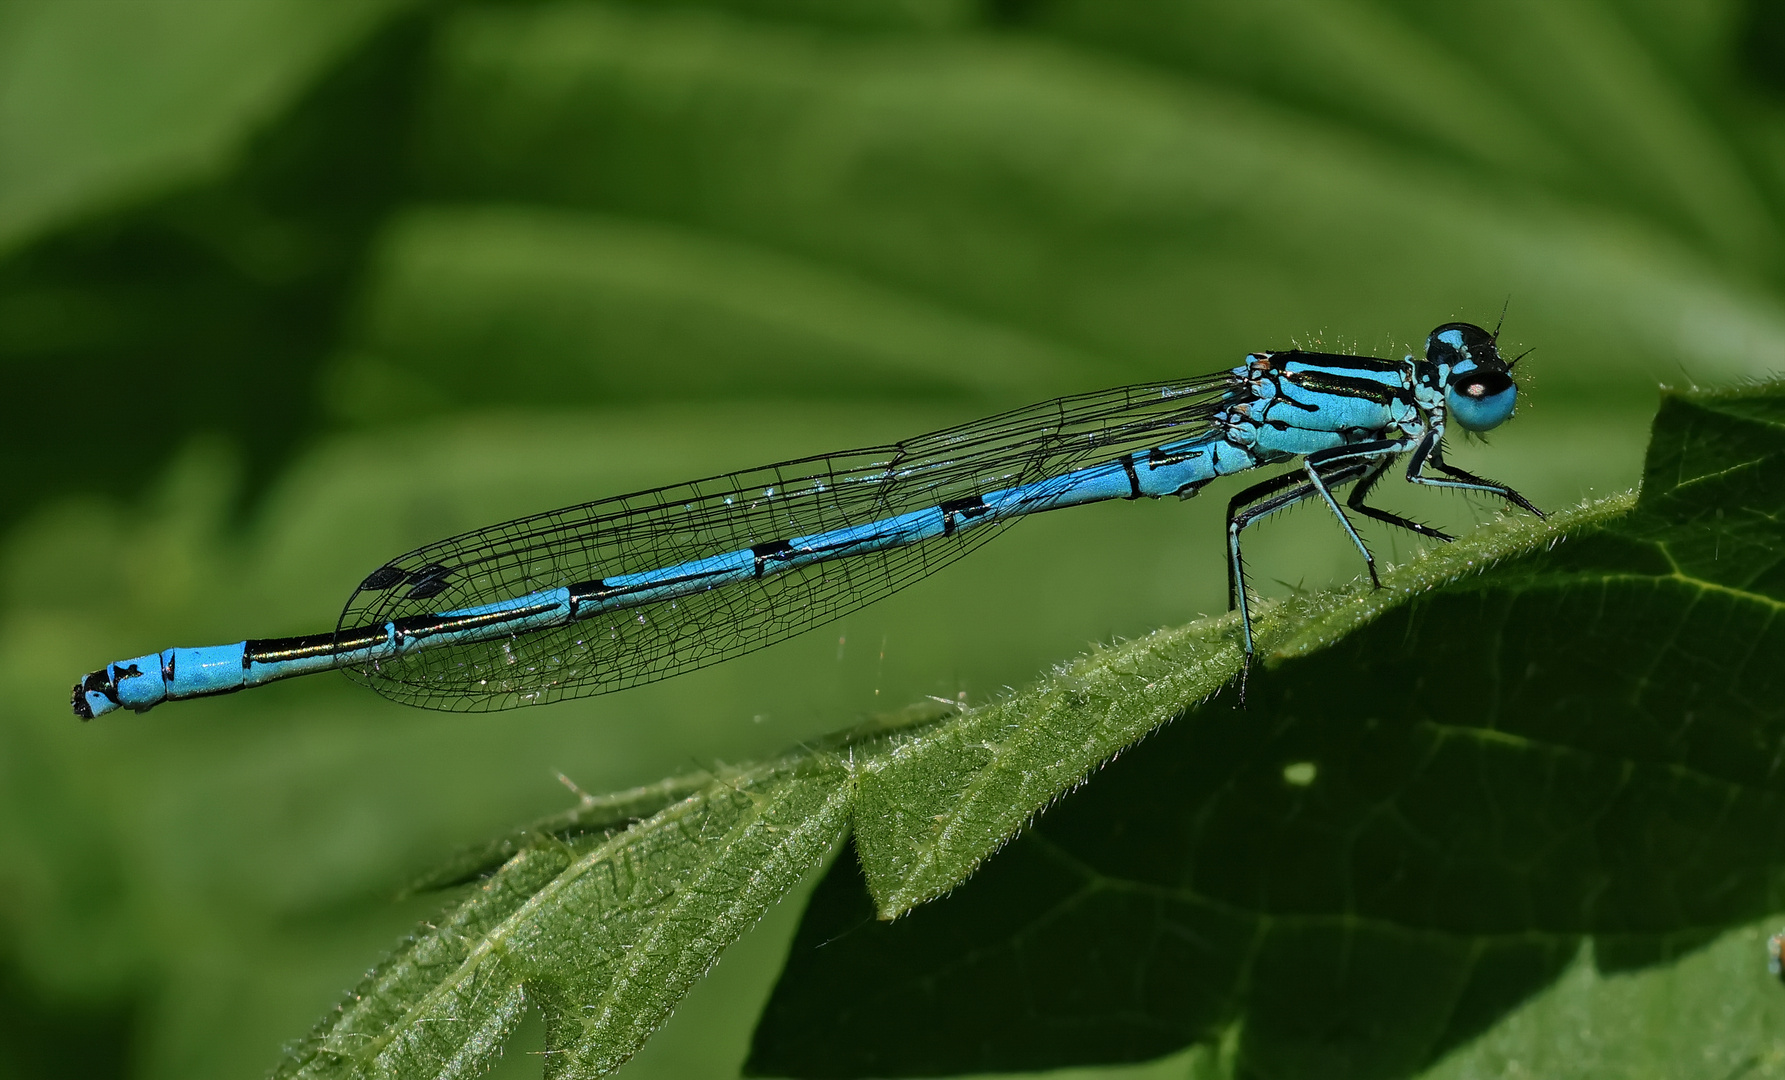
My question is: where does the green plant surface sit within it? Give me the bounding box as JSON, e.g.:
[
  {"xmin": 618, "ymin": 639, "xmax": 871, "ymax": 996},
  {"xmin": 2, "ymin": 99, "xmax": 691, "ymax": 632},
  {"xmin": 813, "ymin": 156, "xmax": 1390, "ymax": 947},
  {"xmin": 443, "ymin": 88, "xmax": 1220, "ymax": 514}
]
[
  {"xmin": 411, "ymin": 2, "xmax": 1782, "ymax": 401},
  {"xmin": 1419, "ymin": 918, "xmax": 1785, "ymax": 1080},
  {"xmin": 744, "ymin": 385, "xmax": 1785, "ymax": 1077},
  {"xmin": 848, "ymin": 497, "xmax": 1623, "ymax": 921},
  {"xmin": 278, "ymin": 750, "xmax": 853, "ymax": 1080}
]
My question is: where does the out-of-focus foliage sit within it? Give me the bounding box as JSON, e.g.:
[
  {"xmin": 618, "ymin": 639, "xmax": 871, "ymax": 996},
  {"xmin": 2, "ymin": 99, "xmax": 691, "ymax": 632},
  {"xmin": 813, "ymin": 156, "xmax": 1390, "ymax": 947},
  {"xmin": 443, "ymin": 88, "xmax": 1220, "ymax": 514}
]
[{"xmin": 4, "ymin": 1, "xmax": 1785, "ymax": 1078}]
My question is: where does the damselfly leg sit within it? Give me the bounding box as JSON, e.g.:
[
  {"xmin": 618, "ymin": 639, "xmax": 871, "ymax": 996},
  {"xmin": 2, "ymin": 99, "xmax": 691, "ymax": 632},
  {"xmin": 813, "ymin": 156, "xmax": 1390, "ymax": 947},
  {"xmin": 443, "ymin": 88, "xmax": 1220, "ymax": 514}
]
[
  {"xmin": 1224, "ymin": 459, "xmax": 1374, "ymax": 654},
  {"xmin": 1344, "ymin": 460, "xmax": 1455, "ymax": 543},
  {"xmin": 1226, "ymin": 430, "xmax": 1540, "ymax": 704},
  {"xmin": 1407, "ymin": 436, "xmax": 1545, "ymax": 518}
]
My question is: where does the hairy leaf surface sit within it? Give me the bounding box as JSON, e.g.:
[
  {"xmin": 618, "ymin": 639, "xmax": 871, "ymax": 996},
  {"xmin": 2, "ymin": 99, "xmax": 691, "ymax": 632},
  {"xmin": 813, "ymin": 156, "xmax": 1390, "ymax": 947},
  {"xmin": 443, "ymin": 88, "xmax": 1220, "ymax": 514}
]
[{"xmin": 748, "ymin": 382, "xmax": 1785, "ymax": 1079}]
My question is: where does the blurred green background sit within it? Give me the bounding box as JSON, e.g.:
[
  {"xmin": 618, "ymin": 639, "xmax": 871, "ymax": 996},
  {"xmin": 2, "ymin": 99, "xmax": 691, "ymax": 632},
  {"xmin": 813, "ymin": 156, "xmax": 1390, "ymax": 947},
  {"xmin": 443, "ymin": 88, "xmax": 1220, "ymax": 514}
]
[{"xmin": 4, "ymin": 1, "xmax": 1785, "ymax": 1077}]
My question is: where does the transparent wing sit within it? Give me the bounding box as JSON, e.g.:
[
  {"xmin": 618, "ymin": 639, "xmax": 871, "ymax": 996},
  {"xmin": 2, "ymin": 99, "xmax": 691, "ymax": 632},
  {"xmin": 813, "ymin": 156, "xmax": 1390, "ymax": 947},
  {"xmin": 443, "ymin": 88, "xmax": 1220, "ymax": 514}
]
[{"xmin": 338, "ymin": 374, "xmax": 1240, "ymax": 710}]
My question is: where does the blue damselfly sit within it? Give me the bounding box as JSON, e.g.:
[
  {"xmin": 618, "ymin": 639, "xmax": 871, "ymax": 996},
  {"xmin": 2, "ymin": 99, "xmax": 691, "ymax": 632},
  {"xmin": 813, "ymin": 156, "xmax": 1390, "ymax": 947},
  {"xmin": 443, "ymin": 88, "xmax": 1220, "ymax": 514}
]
[{"xmin": 72, "ymin": 322, "xmax": 1538, "ymax": 719}]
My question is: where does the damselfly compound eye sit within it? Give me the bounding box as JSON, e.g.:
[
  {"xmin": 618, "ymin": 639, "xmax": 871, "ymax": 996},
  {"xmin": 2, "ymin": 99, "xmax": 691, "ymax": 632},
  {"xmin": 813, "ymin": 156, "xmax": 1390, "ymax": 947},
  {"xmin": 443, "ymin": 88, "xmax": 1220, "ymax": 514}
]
[
  {"xmin": 1425, "ymin": 322, "xmax": 1500, "ymax": 370},
  {"xmin": 1446, "ymin": 369, "xmax": 1517, "ymax": 431}
]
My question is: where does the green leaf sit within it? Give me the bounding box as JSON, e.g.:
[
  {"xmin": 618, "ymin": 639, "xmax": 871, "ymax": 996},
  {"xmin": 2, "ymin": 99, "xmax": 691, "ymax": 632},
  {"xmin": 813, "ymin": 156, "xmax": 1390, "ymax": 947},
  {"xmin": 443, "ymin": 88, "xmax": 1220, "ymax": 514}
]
[
  {"xmin": 407, "ymin": 703, "xmax": 957, "ymax": 896},
  {"xmin": 267, "ymin": 460, "xmax": 1619, "ymax": 1079},
  {"xmin": 276, "ymin": 373, "xmax": 1785, "ymax": 1078},
  {"xmin": 276, "ymin": 749, "xmax": 855, "ymax": 1080},
  {"xmin": 850, "ymin": 495, "xmax": 1625, "ymax": 920},
  {"xmin": 400, "ymin": 770, "xmax": 717, "ymax": 895},
  {"xmin": 412, "ymin": 2, "xmax": 1785, "ymax": 396},
  {"xmin": 329, "ymin": 204, "xmax": 1111, "ymax": 424},
  {"xmin": 1419, "ymin": 919, "xmax": 1785, "ymax": 1080},
  {"xmin": 745, "ymin": 380, "xmax": 1785, "ymax": 1077}
]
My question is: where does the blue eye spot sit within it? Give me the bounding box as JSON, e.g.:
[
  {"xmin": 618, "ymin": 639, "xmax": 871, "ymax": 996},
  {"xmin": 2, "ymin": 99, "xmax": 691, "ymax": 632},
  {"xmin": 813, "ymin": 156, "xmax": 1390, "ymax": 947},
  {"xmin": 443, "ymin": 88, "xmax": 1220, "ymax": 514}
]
[{"xmin": 1447, "ymin": 374, "xmax": 1517, "ymax": 431}]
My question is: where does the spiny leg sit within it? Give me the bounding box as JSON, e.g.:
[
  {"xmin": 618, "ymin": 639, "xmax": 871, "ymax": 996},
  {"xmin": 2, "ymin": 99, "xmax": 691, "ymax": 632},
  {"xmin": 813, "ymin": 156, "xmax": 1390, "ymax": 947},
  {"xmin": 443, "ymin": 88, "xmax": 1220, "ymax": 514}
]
[
  {"xmin": 1224, "ymin": 469, "xmax": 1316, "ymax": 622},
  {"xmin": 1345, "ymin": 459, "xmax": 1456, "ymax": 543},
  {"xmin": 1301, "ymin": 457, "xmax": 1383, "ymax": 589},
  {"xmin": 1296, "ymin": 439, "xmax": 1421, "ymax": 593},
  {"xmin": 1224, "ymin": 462, "xmax": 1375, "ymax": 705},
  {"xmin": 1225, "ymin": 462, "xmax": 1371, "ymax": 656},
  {"xmin": 1405, "ymin": 435, "xmax": 1544, "ymax": 518}
]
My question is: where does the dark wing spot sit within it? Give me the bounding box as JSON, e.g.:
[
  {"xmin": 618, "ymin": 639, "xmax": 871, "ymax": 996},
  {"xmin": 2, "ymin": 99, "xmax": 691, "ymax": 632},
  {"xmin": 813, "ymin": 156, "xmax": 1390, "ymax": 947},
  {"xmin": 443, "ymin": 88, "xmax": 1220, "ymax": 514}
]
[
  {"xmin": 403, "ymin": 564, "xmax": 454, "ymax": 599},
  {"xmin": 359, "ymin": 565, "xmax": 407, "ymax": 591}
]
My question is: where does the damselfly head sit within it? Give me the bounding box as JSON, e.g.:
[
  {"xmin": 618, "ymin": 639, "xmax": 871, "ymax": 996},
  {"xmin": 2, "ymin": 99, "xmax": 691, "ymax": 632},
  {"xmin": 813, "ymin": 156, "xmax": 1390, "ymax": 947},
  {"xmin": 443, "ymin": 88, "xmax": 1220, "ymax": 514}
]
[{"xmin": 1428, "ymin": 321, "xmax": 1518, "ymax": 432}]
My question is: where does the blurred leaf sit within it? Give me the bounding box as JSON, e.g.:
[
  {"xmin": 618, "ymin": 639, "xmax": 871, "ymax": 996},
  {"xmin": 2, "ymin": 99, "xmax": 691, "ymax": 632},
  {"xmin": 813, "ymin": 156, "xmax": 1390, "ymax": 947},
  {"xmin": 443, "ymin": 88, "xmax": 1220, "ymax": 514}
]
[
  {"xmin": 413, "ymin": 2, "xmax": 1785, "ymax": 398},
  {"xmin": 329, "ymin": 204, "xmax": 1111, "ymax": 423},
  {"xmin": 746, "ymin": 381, "xmax": 1785, "ymax": 1077},
  {"xmin": 611, "ymin": 0, "xmax": 980, "ymax": 31},
  {"xmin": 0, "ymin": 6, "xmax": 428, "ymax": 532},
  {"xmin": 1035, "ymin": 0, "xmax": 1778, "ymax": 266},
  {"xmin": 0, "ymin": 956, "xmax": 134, "ymax": 1079},
  {"xmin": 0, "ymin": 0, "xmax": 406, "ymax": 255}
]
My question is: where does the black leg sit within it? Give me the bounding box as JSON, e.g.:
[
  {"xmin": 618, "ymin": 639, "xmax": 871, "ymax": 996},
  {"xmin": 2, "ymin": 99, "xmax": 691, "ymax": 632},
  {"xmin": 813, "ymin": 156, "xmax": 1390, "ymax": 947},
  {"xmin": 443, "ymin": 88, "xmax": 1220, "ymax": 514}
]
[
  {"xmin": 1297, "ymin": 438, "xmax": 1425, "ymax": 594},
  {"xmin": 1224, "ymin": 462, "xmax": 1367, "ymax": 707},
  {"xmin": 1346, "ymin": 460, "xmax": 1456, "ymax": 542},
  {"xmin": 1224, "ymin": 461, "xmax": 1371, "ymax": 653},
  {"xmin": 1299, "ymin": 456, "xmax": 1383, "ymax": 591},
  {"xmin": 1407, "ymin": 439, "xmax": 1545, "ymax": 519},
  {"xmin": 1224, "ymin": 469, "xmax": 1317, "ymax": 615}
]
